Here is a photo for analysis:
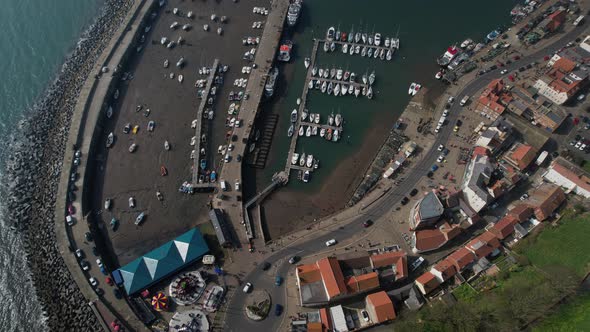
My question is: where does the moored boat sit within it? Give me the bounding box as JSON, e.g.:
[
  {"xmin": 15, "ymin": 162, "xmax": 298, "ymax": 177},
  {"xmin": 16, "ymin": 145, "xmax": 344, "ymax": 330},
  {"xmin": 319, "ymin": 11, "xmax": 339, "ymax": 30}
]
[
  {"xmin": 291, "ymin": 152, "xmax": 299, "ymax": 165},
  {"xmin": 369, "ymin": 71, "xmax": 375, "ymax": 85},
  {"xmin": 326, "ymin": 26, "xmax": 336, "ymax": 41},
  {"xmin": 298, "ymin": 125, "xmax": 304, "ymax": 136},
  {"xmin": 288, "ymin": 124, "xmax": 294, "ymax": 137},
  {"xmin": 335, "ymin": 113, "xmax": 342, "ymax": 127},
  {"xmin": 265, "ymin": 67, "xmax": 279, "ymax": 97},
  {"xmin": 106, "ymin": 132, "xmax": 114, "ymax": 148},
  {"xmin": 320, "ymin": 128, "xmax": 326, "ymax": 137},
  {"xmin": 314, "ymin": 113, "xmax": 320, "ymax": 124},
  {"xmin": 299, "ymin": 153, "xmax": 306, "ymax": 166},
  {"xmin": 304, "ymin": 57, "xmax": 310, "ymax": 68},
  {"xmin": 408, "ymin": 83, "xmax": 416, "ymax": 95},
  {"xmin": 306, "ymin": 154, "xmax": 313, "ymax": 168},
  {"xmin": 412, "ymin": 84, "xmax": 421, "ymax": 96},
  {"xmin": 302, "ymin": 170, "xmax": 310, "ymax": 183},
  {"xmin": 328, "ymin": 113, "xmax": 334, "ymax": 126},
  {"xmin": 374, "ymin": 33, "xmax": 381, "ymax": 46},
  {"xmin": 306, "ymin": 126, "xmax": 312, "ymax": 137},
  {"xmin": 291, "ymin": 109, "xmax": 298, "ymax": 122},
  {"xmin": 333, "ymin": 129, "xmax": 339, "ymax": 142}
]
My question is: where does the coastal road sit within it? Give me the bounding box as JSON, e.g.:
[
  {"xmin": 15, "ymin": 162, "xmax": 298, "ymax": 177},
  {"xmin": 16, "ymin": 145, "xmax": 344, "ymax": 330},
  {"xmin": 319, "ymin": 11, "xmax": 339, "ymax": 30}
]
[{"xmin": 222, "ymin": 24, "xmax": 589, "ymax": 332}]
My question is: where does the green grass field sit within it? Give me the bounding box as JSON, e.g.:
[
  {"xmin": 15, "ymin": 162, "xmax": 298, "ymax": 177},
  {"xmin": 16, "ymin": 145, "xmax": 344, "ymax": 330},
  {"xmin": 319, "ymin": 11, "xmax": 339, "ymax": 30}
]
[
  {"xmin": 533, "ymin": 293, "xmax": 590, "ymax": 332},
  {"xmin": 452, "ymin": 283, "xmax": 478, "ymax": 303},
  {"xmin": 519, "ymin": 212, "xmax": 590, "ymax": 278}
]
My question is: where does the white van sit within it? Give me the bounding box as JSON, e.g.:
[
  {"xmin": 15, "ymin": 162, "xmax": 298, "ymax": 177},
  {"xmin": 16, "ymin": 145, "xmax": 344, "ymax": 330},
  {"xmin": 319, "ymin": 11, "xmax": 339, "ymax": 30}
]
[
  {"xmin": 243, "ymin": 282, "xmax": 252, "ymax": 293},
  {"xmin": 326, "ymin": 239, "xmax": 337, "ymax": 247},
  {"xmin": 220, "ymin": 180, "xmax": 228, "ymax": 191},
  {"xmin": 460, "ymin": 95, "xmax": 470, "ymax": 106}
]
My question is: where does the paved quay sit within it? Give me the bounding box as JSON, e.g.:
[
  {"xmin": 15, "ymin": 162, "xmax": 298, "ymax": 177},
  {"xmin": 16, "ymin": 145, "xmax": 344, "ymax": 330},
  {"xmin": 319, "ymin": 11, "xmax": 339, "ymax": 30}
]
[
  {"xmin": 215, "ymin": 0, "xmax": 291, "ymax": 245},
  {"xmin": 55, "ymin": 0, "xmax": 155, "ymax": 331}
]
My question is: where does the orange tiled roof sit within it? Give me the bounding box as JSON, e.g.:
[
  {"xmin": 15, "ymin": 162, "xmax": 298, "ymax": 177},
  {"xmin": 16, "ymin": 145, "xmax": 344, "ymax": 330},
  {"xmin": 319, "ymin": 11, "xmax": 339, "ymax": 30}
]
[
  {"xmin": 296, "ymin": 263, "xmax": 322, "ymax": 284},
  {"xmin": 414, "ymin": 229, "xmax": 448, "ymax": 252},
  {"xmin": 415, "ymin": 271, "xmax": 440, "ymax": 294},
  {"xmin": 466, "ymin": 231, "xmax": 501, "ymax": 259},
  {"xmin": 366, "ymin": 291, "xmax": 396, "ymax": 323},
  {"xmin": 509, "ymin": 144, "xmax": 537, "ymax": 170},
  {"xmin": 550, "ymin": 160, "xmax": 590, "ymax": 192},
  {"xmin": 433, "ymin": 258, "xmax": 457, "ymax": 281},
  {"xmin": 319, "ymin": 308, "xmax": 332, "ymax": 331},
  {"xmin": 345, "ymin": 272, "xmax": 379, "ymax": 293},
  {"xmin": 490, "ymin": 215, "xmax": 518, "ymax": 239},
  {"xmin": 370, "ymin": 251, "xmax": 408, "ymax": 280},
  {"xmin": 447, "ymin": 247, "xmax": 476, "ymax": 271},
  {"xmin": 508, "ymin": 204, "xmax": 534, "ymax": 222},
  {"xmin": 317, "ymin": 257, "xmax": 347, "ymax": 298},
  {"xmin": 529, "ymin": 184, "xmax": 565, "ymax": 221}
]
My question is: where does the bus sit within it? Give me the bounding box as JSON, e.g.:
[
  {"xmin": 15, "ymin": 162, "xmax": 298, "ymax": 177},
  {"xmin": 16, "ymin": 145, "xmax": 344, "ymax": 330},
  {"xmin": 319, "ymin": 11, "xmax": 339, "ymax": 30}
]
[{"xmin": 574, "ymin": 15, "xmax": 584, "ymax": 26}]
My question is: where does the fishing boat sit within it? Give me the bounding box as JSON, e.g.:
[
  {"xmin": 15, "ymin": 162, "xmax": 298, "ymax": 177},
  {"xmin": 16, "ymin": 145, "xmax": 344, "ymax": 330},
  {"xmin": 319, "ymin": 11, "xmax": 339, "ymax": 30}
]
[
  {"xmin": 321, "ymin": 81, "xmax": 327, "ymax": 93},
  {"xmin": 302, "ymin": 170, "xmax": 310, "ymax": 183},
  {"xmin": 278, "ymin": 40, "xmax": 293, "ymax": 62},
  {"xmin": 299, "ymin": 153, "xmax": 306, "ymax": 166},
  {"xmin": 330, "ymin": 68, "xmax": 336, "ymax": 79},
  {"xmin": 328, "ymin": 113, "xmax": 334, "ymax": 126},
  {"xmin": 304, "ymin": 57, "xmax": 310, "ymax": 68},
  {"xmin": 341, "ymin": 84, "xmax": 348, "ymax": 95},
  {"xmin": 437, "ymin": 45, "xmax": 460, "ymax": 67},
  {"xmin": 306, "ymin": 154, "xmax": 313, "ymax": 168},
  {"xmin": 320, "ymin": 128, "xmax": 326, "ymax": 137},
  {"xmin": 302, "ymin": 109, "xmax": 308, "ymax": 121},
  {"xmin": 327, "ymin": 82, "xmax": 333, "ymax": 95},
  {"xmin": 334, "ymin": 83, "xmax": 341, "ymax": 96},
  {"xmin": 288, "ymin": 124, "xmax": 294, "ymax": 137},
  {"xmin": 336, "ymin": 69, "xmax": 343, "ymax": 80},
  {"xmin": 335, "ymin": 113, "xmax": 342, "ymax": 126},
  {"xmin": 361, "ymin": 46, "xmax": 367, "ymax": 57},
  {"xmin": 374, "ymin": 33, "xmax": 381, "ymax": 46},
  {"xmin": 354, "ymin": 31, "xmax": 361, "ymax": 43},
  {"xmin": 306, "ymin": 126, "xmax": 311, "ymax": 137},
  {"xmin": 354, "ymin": 86, "xmax": 361, "ymax": 97},
  {"xmin": 265, "ymin": 67, "xmax": 279, "ymax": 97},
  {"xmin": 106, "ymin": 132, "xmax": 114, "ymax": 148},
  {"xmin": 367, "ymin": 87, "xmax": 373, "ymax": 99},
  {"xmin": 326, "ymin": 26, "xmax": 336, "ymax": 41},
  {"xmin": 297, "ymin": 97, "xmax": 301, "ymax": 105},
  {"xmin": 369, "ymin": 71, "xmax": 375, "ymax": 85},
  {"xmin": 350, "ymin": 72, "xmax": 356, "ymax": 82},
  {"xmin": 412, "ymin": 84, "xmax": 421, "ymax": 96},
  {"xmin": 298, "ymin": 125, "xmax": 304, "ymax": 136},
  {"xmin": 367, "ymin": 47, "xmax": 373, "ymax": 58},
  {"xmin": 164, "ymin": 140, "xmax": 170, "ymax": 150},
  {"xmin": 308, "ymin": 80, "xmax": 314, "ymax": 89},
  {"xmin": 291, "ymin": 109, "xmax": 298, "ymax": 123},
  {"xmin": 386, "ymin": 49, "xmax": 392, "ymax": 61},
  {"xmin": 291, "ymin": 153, "xmax": 299, "ymax": 165},
  {"xmin": 312, "ymin": 67, "xmax": 318, "ymax": 76},
  {"xmin": 314, "ymin": 113, "xmax": 320, "ymax": 124},
  {"xmin": 342, "ymin": 43, "xmax": 348, "ymax": 54},
  {"xmin": 408, "ymin": 83, "xmax": 416, "ymax": 95},
  {"xmin": 333, "ymin": 129, "xmax": 339, "ymax": 142},
  {"xmin": 287, "ymin": 0, "xmax": 302, "ymax": 27},
  {"xmin": 106, "ymin": 106, "xmax": 113, "ymax": 119}
]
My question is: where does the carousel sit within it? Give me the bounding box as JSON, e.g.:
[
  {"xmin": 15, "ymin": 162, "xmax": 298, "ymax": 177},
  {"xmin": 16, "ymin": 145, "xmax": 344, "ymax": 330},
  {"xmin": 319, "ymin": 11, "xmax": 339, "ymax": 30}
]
[{"xmin": 168, "ymin": 271, "xmax": 206, "ymax": 305}]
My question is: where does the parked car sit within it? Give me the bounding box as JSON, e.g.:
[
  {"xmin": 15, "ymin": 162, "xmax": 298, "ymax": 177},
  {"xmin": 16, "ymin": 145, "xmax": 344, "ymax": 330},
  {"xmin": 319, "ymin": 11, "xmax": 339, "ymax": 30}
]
[
  {"xmin": 275, "ymin": 276, "xmax": 283, "ymax": 286},
  {"xmin": 243, "ymin": 282, "xmax": 252, "ymax": 293},
  {"xmin": 325, "ymin": 239, "xmax": 337, "ymax": 247},
  {"xmin": 92, "ymin": 246, "xmax": 99, "ymax": 256},
  {"xmin": 363, "ymin": 220, "xmax": 373, "ymax": 227},
  {"xmin": 437, "ymin": 144, "xmax": 444, "ymax": 151},
  {"xmin": 75, "ymin": 249, "xmax": 84, "ymax": 259},
  {"xmin": 401, "ymin": 197, "xmax": 409, "ymax": 205},
  {"xmin": 361, "ymin": 310, "xmax": 370, "ymax": 322},
  {"xmin": 96, "ymin": 259, "xmax": 104, "ymax": 270},
  {"xmin": 409, "ymin": 189, "xmax": 418, "ymax": 196},
  {"xmin": 261, "ymin": 262, "xmax": 271, "ymax": 270},
  {"xmin": 289, "ymin": 256, "xmax": 300, "ymax": 264},
  {"xmin": 431, "ymin": 165, "xmax": 439, "ymax": 172},
  {"xmin": 89, "ymin": 277, "xmax": 98, "ymax": 287},
  {"xmin": 80, "ymin": 260, "xmax": 90, "ymax": 271},
  {"xmin": 275, "ymin": 304, "xmax": 283, "ymax": 316},
  {"xmin": 85, "ymin": 232, "xmax": 93, "ymax": 242}
]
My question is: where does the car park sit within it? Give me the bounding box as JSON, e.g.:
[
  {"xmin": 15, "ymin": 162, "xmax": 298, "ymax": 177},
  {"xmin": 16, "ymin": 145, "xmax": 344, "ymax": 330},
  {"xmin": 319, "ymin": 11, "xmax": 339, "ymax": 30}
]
[
  {"xmin": 289, "ymin": 256, "xmax": 300, "ymax": 264},
  {"xmin": 243, "ymin": 282, "xmax": 252, "ymax": 293},
  {"xmin": 325, "ymin": 239, "xmax": 337, "ymax": 247}
]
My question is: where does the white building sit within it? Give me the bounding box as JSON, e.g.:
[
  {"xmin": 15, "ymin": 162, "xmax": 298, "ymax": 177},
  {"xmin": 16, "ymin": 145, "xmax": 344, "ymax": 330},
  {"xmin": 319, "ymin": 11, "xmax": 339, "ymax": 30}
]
[
  {"xmin": 462, "ymin": 154, "xmax": 494, "ymax": 213},
  {"xmin": 542, "ymin": 158, "xmax": 590, "ymax": 198}
]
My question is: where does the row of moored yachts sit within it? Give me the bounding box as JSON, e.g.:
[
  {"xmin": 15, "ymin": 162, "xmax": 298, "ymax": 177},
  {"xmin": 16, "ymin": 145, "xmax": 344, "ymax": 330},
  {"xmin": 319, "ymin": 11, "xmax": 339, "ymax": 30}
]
[
  {"xmin": 323, "ymin": 26, "xmax": 400, "ymax": 61},
  {"xmin": 306, "ymin": 67, "xmax": 375, "ymax": 99}
]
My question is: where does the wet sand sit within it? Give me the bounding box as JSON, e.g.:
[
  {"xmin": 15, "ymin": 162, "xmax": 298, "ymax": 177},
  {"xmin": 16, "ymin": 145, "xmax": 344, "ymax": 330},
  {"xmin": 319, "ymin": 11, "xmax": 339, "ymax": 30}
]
[{"xmin": 89, "ymin": 0, "xmax": 270, "ymax": 265}]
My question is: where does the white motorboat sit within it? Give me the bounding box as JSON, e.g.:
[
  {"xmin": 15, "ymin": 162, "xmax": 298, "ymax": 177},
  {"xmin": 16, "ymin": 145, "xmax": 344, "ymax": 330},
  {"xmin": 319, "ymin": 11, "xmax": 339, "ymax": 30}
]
[
  {"xmin": 328, "ymin": 113, "xmax": 334, "ymax": 126},
  {"xmin": 342, "ymin": 43, "xmax": 348, "ymax": 54},
  {"xmin": 335, "ymin": 113, "xmax": 342, "ymax": 127},
  {"xmin": 327, "ymin": 82, "xmax": 333, "ymax": 95},
  {"xmin": 321, "ymin": 81, "xmax": 327, "ymax": 93},
  {"xmin": 330, "ymin": 42, "xmax": 336, "ymax": 52},
  {"xmin": 362, "ymin": 87, "xmax": 367, "ymax": 96},
  {"xmin": 315, "ymin": 80, "xmax": 321, "ymax": 89},
  {"xmin": 379, "ymin": 48, "xmax": 385, "ymax": 60},
  {"xmin": 386, "ymin": 49, "xmax": 393, "ymax": 61},
  {"xmin": 106, "ymin": 132, "xmax": 114, "ymax": 148},
  {"xmin": 408, "ymin": 83, "xmax": 416, "ymax": 95},
  {"xmin": 435, "ymin": 71, "xmax": 443, "ymax": 79},
  {"xmin": 299, "ymin": 153, "xmax": 306, "ymax": 166},
  {"xmin": 361, "ymin": 46, "xmax": 367, "ymax": 57},
  {"xmin": 355, "ymin": 45, "xmax": 360, "ymax": 54},
  {"xmin": 354, "ymin": 86, "xmax": 361, "ymax": 97},
  {"xmin": 355, "ymin": 31, "xmax": 361, "ymax": 43},
  {"xmin": 314, "ymin": 113, "xmax": 320, "ymax": 124},
  {"xmin": 368, "ymin": 34, "xmax": 374, "ymax": 45},
  {"xmin": 334, "ymin": 83, "xmax": 341, "ymax": 96},
  {"xmin": 333, "ymin": 129, "xmax": 339, "ymax": 142},
  {"xmin": 460, "ymin": 38, "xmax": 473, "ymax": 48},
  {"xmin": 288, "ymin": 124, "xmax": 294, "ymax": 137},
  {"xmin": 306, "ymin": 154, "xmax": 313, "ymax": 168},
  {"xmin": 164, "ymin": 140, "xmax": 170, "ymax": 150},
  {"xmin": 384, "ymin": 37, "xmax": 390, "ymax": 48},
  {"xmin": 350, "ymin": 72, "xmax": 356, "ymax": 82},
  {"xmin": 367, "ymin": 47, "xmax": 373, "ymax": 58},
  {"xmin": 362, "ymin": 74, "xmax": 368, "ymax": 85},
  {"xmin": 373, "ymin": 47, "xmax": 379, "ymax": 58},
  {"xmin": 374, "ymin": 33, "xmax": 381, "ymax": 46},
  {"xmin": 308, "ymin": 80, "xmax": 314, "ymax": 89},
  {"xmin": 306, "ymin": 126, "xmax": 311, "ymax": 137},
  {"xmin": 304, "ymin": 57, "xmax": 310, "ymax": 68},
  {"xmin": 312, "ymin": 125, "xmax": 318, "ymax": 136},
  {"xmin": 178, "ymin": 74, "xmax": 184, "ymax": 83},
  {"xmin": 303, "ymin": 170, "xmax": 310, "ymax": 183},
  {"xmin": 291, "ymin": 152, "xmax": 299, "ymax": 165},
  {"xmin": 362, "ymin": 33, "xmax": 367, "ymax": 44},
  {"xmin": 298, "ymin": 125, "xmax": 304, "ymax": 136},
  {"xmin": 291, "ymin": 109, "xmax": 298, "ymax": 123},
  {"xmin": 326, "ymin": 26, "xmax": 336, "ymax": 41},
  {"xmin": 320, "ymin": 128, "xmax": 326, "ymax": 137},
  {"xmin": 323, "ymin": 41, "xmax": 330, "ymax": 52},
  {"xmin": 309, "ymin": 113, "xmax": 315, "ymax": 123},
  {"xmin": 330, "ymin": 68, "xmax": 336, "ymax": 79},
  {"xmin": 312, "ymin": 67, "xmax": 318, "ymax": 76},
  {"xmin": 323, "ymin": 68, "xmax": 329, "ymax": 78},
  {"xmin": 369, "ymin": 71, "xmax": 375, "ymax": 85},
  {"xmin": 367, "ymin": 87, "xmax": 373, "ymax": 99},
  {"xmin": 302, "ymin": 109, "xmax": 308, "ymax": 121},
  {"xmin": 349, "ymin": 44, "xmax": 354, "ymax": 55},
  {"xmin": 297, "ymin": 98, "xmax": 301, "ymax": 105},
  {"xmin": 336, "ymin": 69, "xmax": 343, "ymax": 80},
  {"xmin": 318, "ymin": 68, "xmax": 324, "ymax": 77},
  {"xmin": 412, "ymin": 84, "xmax": 421, "ymax": 96}
]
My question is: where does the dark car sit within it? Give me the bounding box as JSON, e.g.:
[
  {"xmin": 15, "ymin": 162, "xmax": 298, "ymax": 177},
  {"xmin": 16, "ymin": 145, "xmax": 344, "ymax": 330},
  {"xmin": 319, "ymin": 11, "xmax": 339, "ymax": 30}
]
[
  {"xmin": 401, "ymin": 197, "xmax": 409, "ymax": 205},
  {"xmin": 275, "ymin": 276, "xmax": 283, "ymax": 286},
  {"xmin": 288, "ymin": 256, "xmax": 300, "ymax": 264},
  {"xmin": 363, "ymin": 220, "xmax": 373, "ymax": 227},
  {"xmin": 456, "ymin": 119, "xmax": 463, "ymax": 126},
  {"xmin": 85, "ymin": 232, "xmax": 93, "ymax": 242},
  {"xmin": 231, "ymin": 134, "xmax": 238, "ymax": 142},
  {"xmin": 409, "ymin": 189, "xmax": 418, "ymax": 196},
  {"xmin": 518, "ymin": 66, "xmax": 526, "ymax": 72},
  {"xmin": 275, "ymin": 304, "xmax": 283, "ymax": 316},
  {"xmin": 95, "ymin": 288, "xmax": 104, "ymax": 296},
  {"xmin": 236, "ymin": 154, "xmax": 242, "ymax": 162},
  {"xmin": 92, "ymin": 246, "xmax": 99, "ymax": 256},
  {"xmin": 261, "ymin": 262, "xmax": 271, "ymax": 270},
  {"xmin": 113, "ymin": 288, "xmax": 123, "ymax": 299}
]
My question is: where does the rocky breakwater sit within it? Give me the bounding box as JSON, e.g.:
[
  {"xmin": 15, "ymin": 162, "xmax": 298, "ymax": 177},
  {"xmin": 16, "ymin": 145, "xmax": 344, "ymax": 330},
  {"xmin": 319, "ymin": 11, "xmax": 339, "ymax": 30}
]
[{"xmin": 3, "ymin": 1, "xmax": 134, "ymax": 330}]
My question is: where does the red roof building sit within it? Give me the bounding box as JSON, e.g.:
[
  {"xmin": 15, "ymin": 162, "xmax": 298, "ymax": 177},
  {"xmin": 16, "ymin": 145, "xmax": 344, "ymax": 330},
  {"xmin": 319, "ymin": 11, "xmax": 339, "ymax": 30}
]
[
  {"xmin": 490, "ymin": 215, "xmax": 518, "ymax": 240},
  {"xmin": 369, "ymin": 251, "xmax": 408, "ymax": 281},
  {"xmin": 447, "ymin": 247, "xmax": 476, "ymax": 272},
  {"xmin": 527, "ymin": 184, "xmax": 566, "ymax": 221},
  {"xmin": 431, "ymin": 258, "xmax": 458, "ymax": 283},
  {"xmin": 415, "ymin": 272, "xmax": 441, "ymax": 295},
  {"xmin": 503, "ymin": 143, "xmax": 538, "ymax": 171},
  {"xmin": 476, "ymin": 79, "xmax": 513, "ymax": 120},
  {"xmin": 345, "ymin": 272, "xmax": 380, "ymax": 294},
  {"xmin": 365, "ymin": 291, "xmax": 396, "ymax": 323},
  {"xmin": 466, "ymin": 231, "xmax": 502, "ymax": 259},
  {"xmin": 508, "ymin": 204, "xmax": 534, "ymax": 222}
]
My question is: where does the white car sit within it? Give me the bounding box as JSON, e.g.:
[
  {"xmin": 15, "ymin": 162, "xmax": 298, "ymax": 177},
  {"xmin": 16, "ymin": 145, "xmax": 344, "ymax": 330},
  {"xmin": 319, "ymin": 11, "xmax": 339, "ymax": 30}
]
[
  {"xmin": 575, "ymin": 141, "xmax": 582, "ymax": 149},
  {"xmin": 89, "ymin": 277, "xmax": 98, "ymax": 287},
  {"xmin": 437, "ymin": 155, "xmax": 444, "ymax": 163},
  {"xmin": 437, "ymin": 144, "xmax": 444, "ymax": 151},
  {"xmin": 361, "ymin": 310, "xmax": 370, "ymax": 322},
  {"xmin": 326, "ymin": 239, "xmax": 337, "ymax": 247},
  {"xmin": 500, "ymin": 69, "xmax": 508, "ymax": 74},
  {"xmin": 243, "ymin": 282, "xmax": 252, "ymax": 293},
  {"xmin": 129, "ymin": 197, "xmax": 135, "ymax": 208},
  {"xmin": 96, "ymin": 259, "xmax": 104, "ymax": 270},
  {"xmin": 228, "ymin": 144, "xmax": 234, "ymax": 151},
  {"xmin": 75, "ymin": 249, "xmax": 84, "ymax": 259},
  {"xmin": 66, "ymin": 215, "xmax": 75, "ymax": 226},
  {"xmin": 224, "ymin": 154, "xmax": 231, "ymax": 163},
  {"xmin": 447, "ymin": 96, "xmax": 455, "ymax": 104},
  {"xmin": 580, "ymin": 143, "xmax": 587, "ymax": 151},
  {"xmin": 442, "ymin": 109, "xmax": 449, "ymax": 117},
  {"xmin": 577, "ymin": 94, "xmax": 585, "ymax": 101},
  {"xmin": 235, "ymin": 180, "xmax": 240, "ymax": 191}
]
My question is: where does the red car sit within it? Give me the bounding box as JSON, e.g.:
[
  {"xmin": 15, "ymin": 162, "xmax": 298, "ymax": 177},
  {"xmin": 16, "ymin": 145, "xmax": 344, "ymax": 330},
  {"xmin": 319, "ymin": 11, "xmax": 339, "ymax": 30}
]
[
  {"xmin": 160, "ymin": 166, "xmax": 168, "ymax": 176},
  {"xmin": 105, "ymin": 276, "xmax": 113, "ymax": 286}
]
